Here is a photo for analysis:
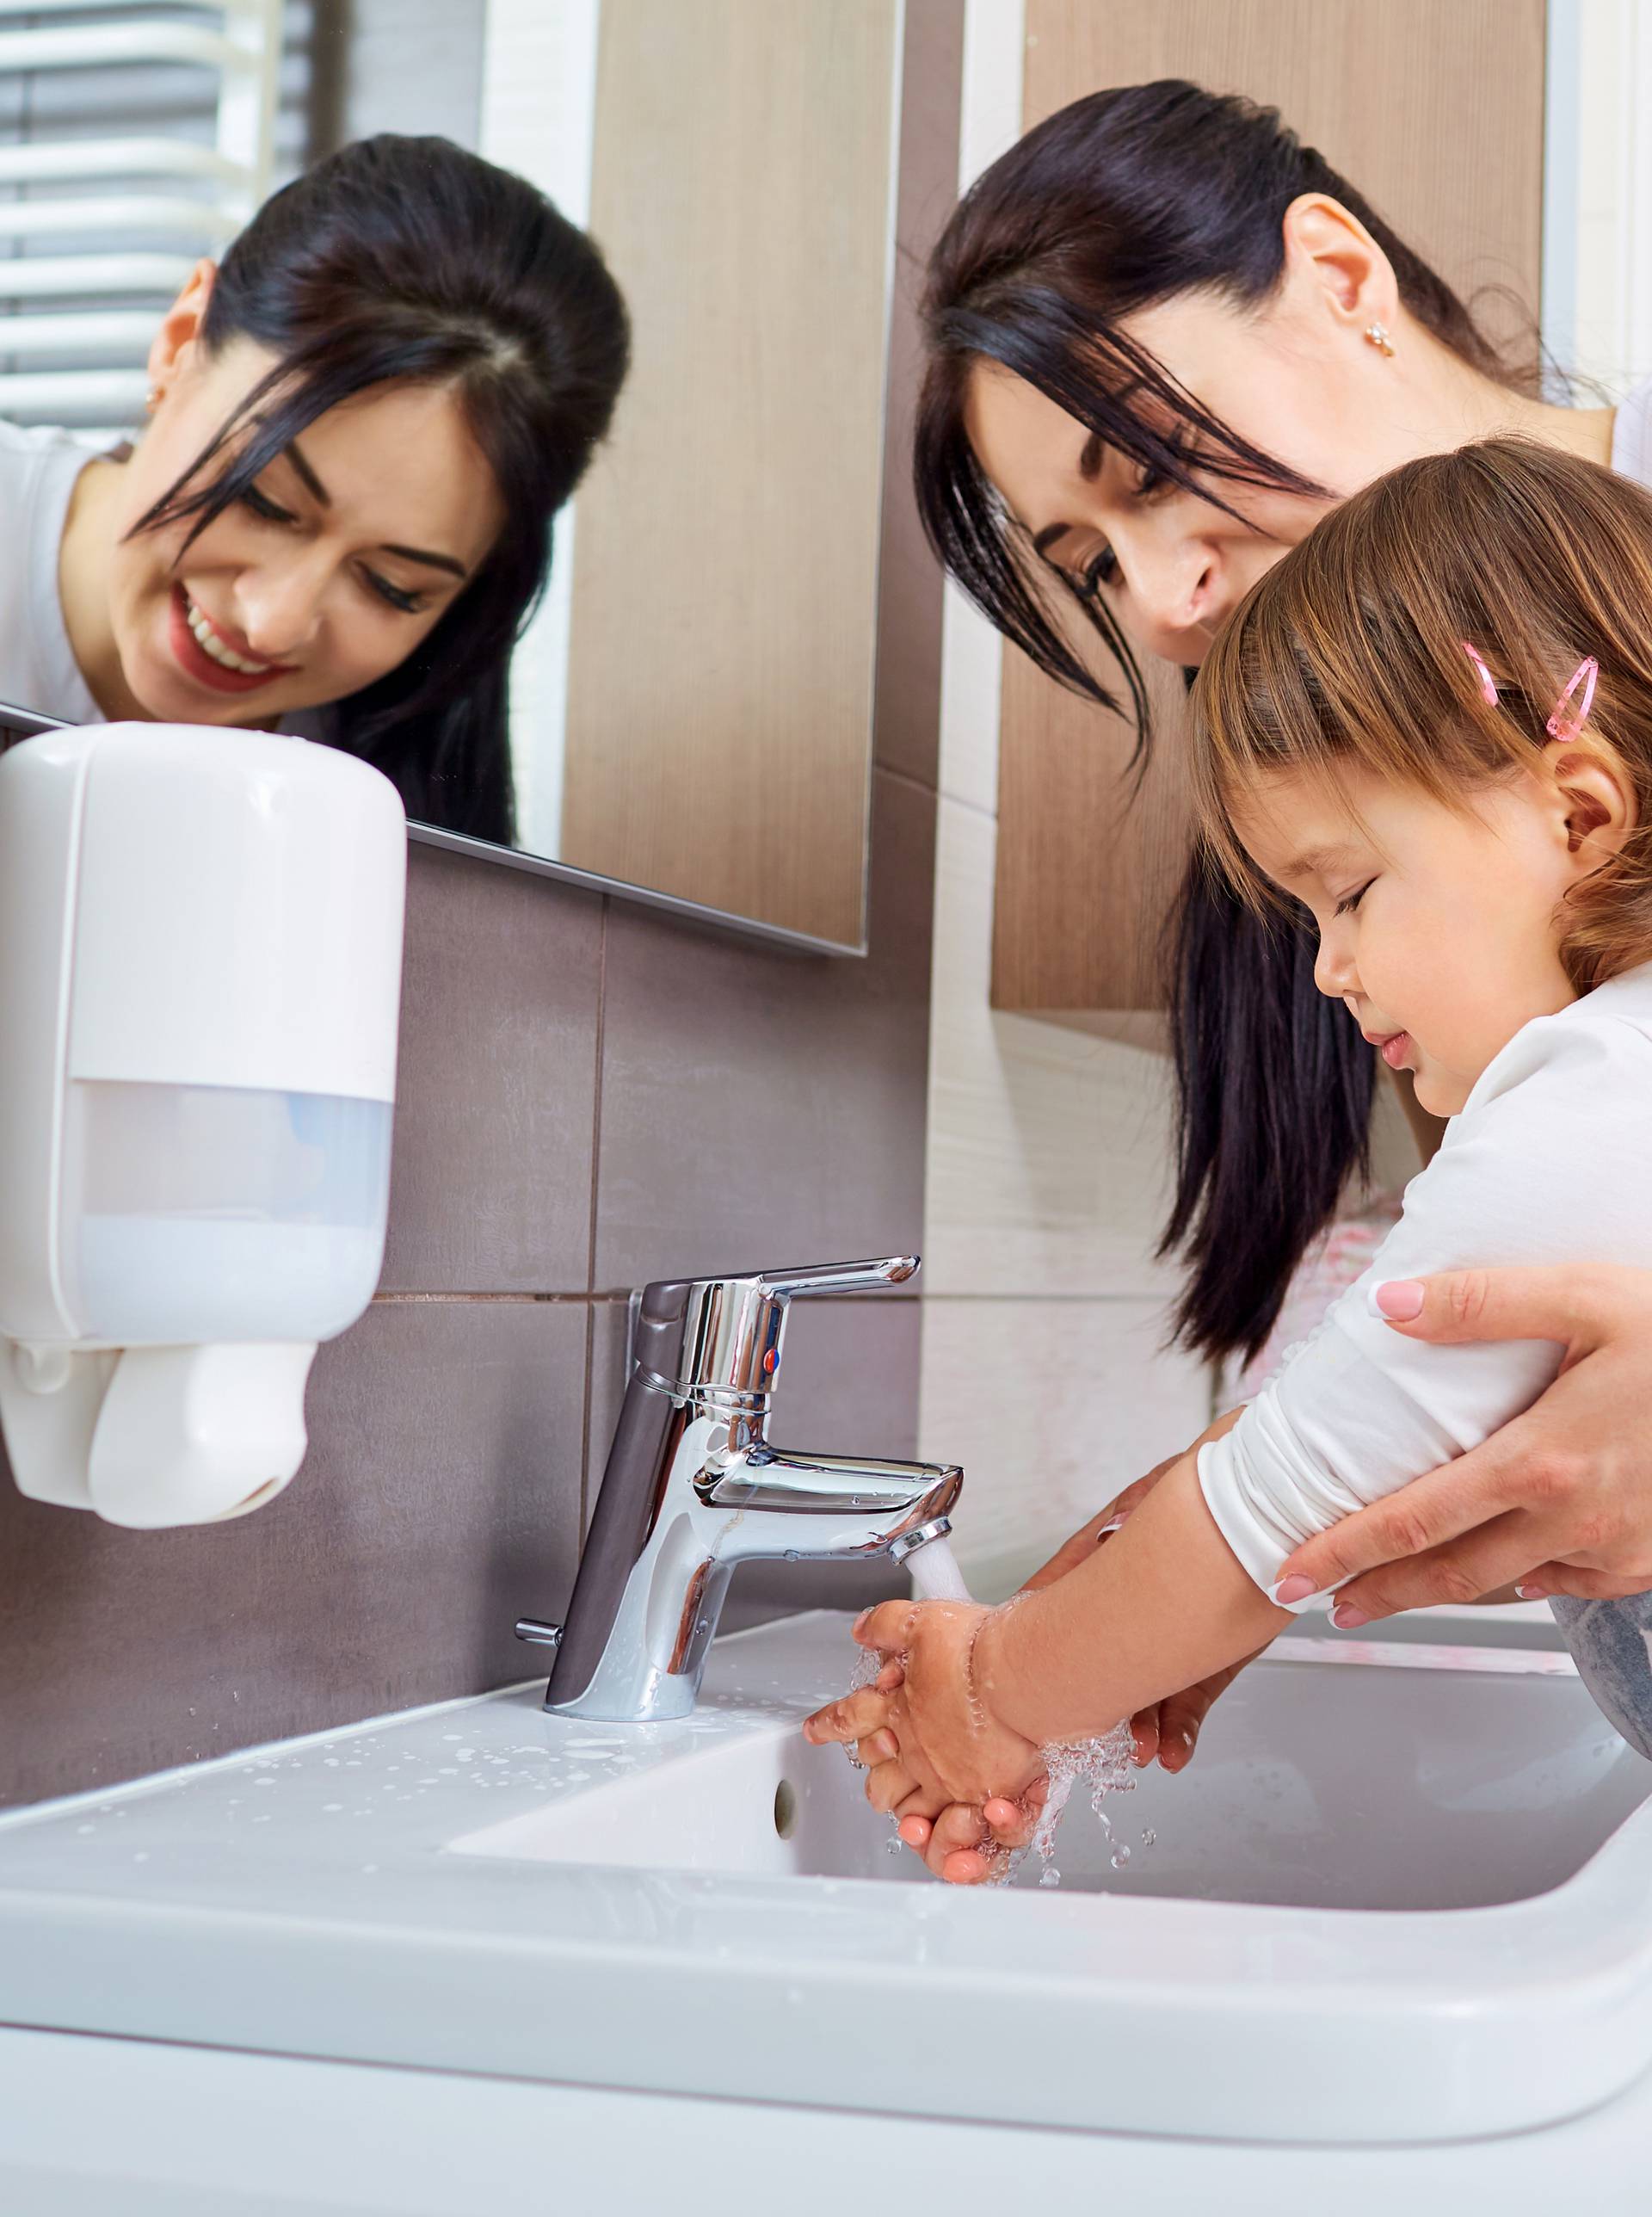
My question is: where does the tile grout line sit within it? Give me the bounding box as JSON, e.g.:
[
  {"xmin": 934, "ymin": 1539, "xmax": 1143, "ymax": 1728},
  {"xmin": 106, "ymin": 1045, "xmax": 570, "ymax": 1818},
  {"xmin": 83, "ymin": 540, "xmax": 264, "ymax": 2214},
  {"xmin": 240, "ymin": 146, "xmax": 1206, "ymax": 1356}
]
[
  {"xmin": 579, "ymin": 898, "xmax": 612, "ymax": 1527},
  {"xmin": 371, "ymin": 1290, "xmax": 630, "ymax": 1305},
  {"xmin": 874, "ymin": 759, "xmax": 940, "ymax": 803}
]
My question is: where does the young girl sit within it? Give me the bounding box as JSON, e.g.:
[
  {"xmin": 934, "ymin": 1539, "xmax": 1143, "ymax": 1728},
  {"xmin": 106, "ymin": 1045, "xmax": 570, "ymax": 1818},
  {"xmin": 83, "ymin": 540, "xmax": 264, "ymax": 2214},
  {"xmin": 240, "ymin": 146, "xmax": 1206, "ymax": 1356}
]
[{"xmin": 806, "ymin": 435, "xmax": 1652, "ymax": 1873}]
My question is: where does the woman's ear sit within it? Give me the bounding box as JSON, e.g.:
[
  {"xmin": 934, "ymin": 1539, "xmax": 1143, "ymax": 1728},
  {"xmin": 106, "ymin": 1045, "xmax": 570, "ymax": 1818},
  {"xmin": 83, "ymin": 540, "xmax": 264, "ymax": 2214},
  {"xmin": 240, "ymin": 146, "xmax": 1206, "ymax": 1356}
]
[
  {"xmin": 145, "ymin": 258, "xmax": 219, "ymax": 400},
  {"xmin": 1541, "ymin": 735, "xmax": 1638, "ymax": 870},
  {"xmin": 1279, "ymin": 194, "xmax": 1400, "ymax": 337}
]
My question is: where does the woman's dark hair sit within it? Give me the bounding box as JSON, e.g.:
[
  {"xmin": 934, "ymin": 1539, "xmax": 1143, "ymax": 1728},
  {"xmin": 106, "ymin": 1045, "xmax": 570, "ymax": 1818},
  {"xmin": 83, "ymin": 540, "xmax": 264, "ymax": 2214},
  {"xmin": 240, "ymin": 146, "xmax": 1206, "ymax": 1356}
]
[
  {"xmin": 133, "ymin": 133, "xmax": 630, "ymax": 843},
  {"xmin": 914, "ymin": 82, "xmax": 1518, "ymax": 1362}
]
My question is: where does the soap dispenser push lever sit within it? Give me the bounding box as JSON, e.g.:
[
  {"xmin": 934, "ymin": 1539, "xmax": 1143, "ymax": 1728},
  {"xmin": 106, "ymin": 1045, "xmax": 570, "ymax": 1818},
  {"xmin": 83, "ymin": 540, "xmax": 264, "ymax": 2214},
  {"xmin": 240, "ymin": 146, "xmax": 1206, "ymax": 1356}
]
[{"xmin": 517, "ymin": 1256, "xmax": 963, "ymax": 1723}]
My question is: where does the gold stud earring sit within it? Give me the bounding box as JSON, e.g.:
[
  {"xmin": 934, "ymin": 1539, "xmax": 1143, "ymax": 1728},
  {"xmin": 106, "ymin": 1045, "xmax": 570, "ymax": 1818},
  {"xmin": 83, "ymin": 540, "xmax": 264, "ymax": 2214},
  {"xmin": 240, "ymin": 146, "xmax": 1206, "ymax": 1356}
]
[{"xmin": 1364, "ymin": 321, "xmax": 1395, "ymax": 358}]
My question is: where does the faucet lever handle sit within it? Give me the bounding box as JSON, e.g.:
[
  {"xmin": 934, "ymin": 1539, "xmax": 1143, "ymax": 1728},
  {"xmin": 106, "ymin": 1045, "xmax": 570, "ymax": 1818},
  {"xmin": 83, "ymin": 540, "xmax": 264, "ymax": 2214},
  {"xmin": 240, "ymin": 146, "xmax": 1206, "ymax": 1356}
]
[
  {"xmin": 632, "ymin": 1255, "xmax": 921, "ymax": 1397},
  {"xmin": 755, "ymin": 1255, "xmax": 917, "ymax": 1300}
]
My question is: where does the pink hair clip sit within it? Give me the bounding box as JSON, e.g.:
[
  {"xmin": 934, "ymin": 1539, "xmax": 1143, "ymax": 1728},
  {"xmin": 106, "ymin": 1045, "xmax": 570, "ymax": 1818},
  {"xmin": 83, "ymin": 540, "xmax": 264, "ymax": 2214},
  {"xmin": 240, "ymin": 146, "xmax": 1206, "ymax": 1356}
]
[
  {"xmin": 1546, "ymin": 655, "xmax": 1599, "ymax": 741},
  {"xmin": 1460, "ymin": 641, "xmax": 1499, "ymax": 706},
  {"xmin": 1462, "ymin": 640, "xmax": 1600, "ymax": 738}
]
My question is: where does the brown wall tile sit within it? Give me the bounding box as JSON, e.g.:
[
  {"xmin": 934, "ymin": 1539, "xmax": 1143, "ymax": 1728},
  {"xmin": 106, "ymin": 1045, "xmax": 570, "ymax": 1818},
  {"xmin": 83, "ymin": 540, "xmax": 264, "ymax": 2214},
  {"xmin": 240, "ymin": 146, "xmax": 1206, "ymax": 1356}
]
[
  {"xmin": 592, "ymin": 767, "xmax": 935, "ymax": 1292},
  {"xmin": 0, "ymin": 1300, "xmax": 586, "ymax": 1808},
  {"xmin": 379, "ymin": 843, "xmax": 603, "ymax": 1295}
]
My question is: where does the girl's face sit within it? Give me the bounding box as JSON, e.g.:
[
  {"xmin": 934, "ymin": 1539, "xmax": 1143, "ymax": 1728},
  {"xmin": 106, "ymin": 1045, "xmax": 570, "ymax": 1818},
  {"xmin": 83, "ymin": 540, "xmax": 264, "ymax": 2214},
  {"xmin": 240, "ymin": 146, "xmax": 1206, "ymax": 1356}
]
[
  {"xmin": 961, "ymin": 201, "xmax": 1452, "ymax": 670},
  {"xmin": 104, "ymin": 305, "xmax": 505, "ymax": 726},
  {"xmin": 1230, "ymin": 751, "xmax": 1631, "ymax": 1116}
]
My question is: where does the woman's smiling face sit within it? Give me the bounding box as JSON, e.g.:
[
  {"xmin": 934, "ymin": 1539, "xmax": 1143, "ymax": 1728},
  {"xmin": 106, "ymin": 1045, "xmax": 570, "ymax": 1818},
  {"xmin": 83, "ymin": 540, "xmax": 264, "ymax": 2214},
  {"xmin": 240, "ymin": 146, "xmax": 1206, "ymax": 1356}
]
[{"xmin": 104, "ymin": 322, "xmax": 506, "ymax": 726}]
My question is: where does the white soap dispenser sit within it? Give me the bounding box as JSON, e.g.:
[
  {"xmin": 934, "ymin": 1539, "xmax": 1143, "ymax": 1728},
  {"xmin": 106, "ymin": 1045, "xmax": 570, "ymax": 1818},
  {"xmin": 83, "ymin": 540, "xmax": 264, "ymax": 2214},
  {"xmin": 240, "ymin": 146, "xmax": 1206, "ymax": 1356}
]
[{"xmin": 0, "ymin": 723, "xmax": 407, "ymax": 1528}]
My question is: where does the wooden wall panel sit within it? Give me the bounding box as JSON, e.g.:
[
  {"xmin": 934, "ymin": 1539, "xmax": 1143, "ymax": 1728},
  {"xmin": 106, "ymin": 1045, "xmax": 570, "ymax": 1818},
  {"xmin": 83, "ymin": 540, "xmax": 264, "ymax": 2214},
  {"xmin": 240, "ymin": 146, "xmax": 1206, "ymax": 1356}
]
[
  {"xmin": 994, "ymin": 0, "xmax": 1547, "ymax": 1014},
  {"xmin": 561, "ymin": 0, "xmax": 898, "ymax": 948}
]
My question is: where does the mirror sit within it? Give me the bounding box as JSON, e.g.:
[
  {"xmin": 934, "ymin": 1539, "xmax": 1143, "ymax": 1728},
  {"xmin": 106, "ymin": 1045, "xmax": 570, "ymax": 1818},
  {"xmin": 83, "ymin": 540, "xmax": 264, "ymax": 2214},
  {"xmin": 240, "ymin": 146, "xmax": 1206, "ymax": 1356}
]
[
  {"xmin": 0, "ymin": 0, "xmax": 901, "ymax": 954},
  {"xmin": 447, "ymin": 0, "xmax": 903, "ymax": 950}
]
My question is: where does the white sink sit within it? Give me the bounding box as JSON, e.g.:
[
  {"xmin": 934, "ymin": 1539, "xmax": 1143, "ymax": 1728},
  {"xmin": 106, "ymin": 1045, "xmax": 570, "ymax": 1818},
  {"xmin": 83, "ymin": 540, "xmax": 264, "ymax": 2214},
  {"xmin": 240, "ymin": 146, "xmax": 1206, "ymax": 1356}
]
[
  {"xmin": 455, "ymin": 1633, "xmax": 1643, "ymax": 1912},
  {"xmin": 0, "ymin": 1613, "xmax": 1647, "ymax": 2149}
]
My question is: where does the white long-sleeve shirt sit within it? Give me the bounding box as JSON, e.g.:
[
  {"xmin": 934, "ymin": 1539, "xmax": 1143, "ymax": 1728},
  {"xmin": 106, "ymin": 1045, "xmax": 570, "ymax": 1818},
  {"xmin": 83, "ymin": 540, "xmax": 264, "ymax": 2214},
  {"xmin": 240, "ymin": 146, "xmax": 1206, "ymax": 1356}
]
[{"xmin": 1198, "ymin": 962, "xmax": 1652, "ymax": 1756}]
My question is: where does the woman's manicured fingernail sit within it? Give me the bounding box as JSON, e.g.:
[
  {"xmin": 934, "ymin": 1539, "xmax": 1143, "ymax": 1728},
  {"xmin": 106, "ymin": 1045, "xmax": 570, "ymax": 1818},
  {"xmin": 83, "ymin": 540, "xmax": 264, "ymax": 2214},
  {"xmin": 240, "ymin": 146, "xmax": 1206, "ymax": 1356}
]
[
  {"xmin": 1370, "ymin": 1279, "xmax": 1425, "ymax": 1321},
  {"xmin": 1273, "ymin": 1573, "xmax": 1317, "ymax": 1605},
  {"xmin": 1516, "ymin": 1583, "xmax": 1549, "ymax": 1601},
  {"xmin": 1330, "ymin": 1604, "xmax": 1370, "ymax": 1629}
]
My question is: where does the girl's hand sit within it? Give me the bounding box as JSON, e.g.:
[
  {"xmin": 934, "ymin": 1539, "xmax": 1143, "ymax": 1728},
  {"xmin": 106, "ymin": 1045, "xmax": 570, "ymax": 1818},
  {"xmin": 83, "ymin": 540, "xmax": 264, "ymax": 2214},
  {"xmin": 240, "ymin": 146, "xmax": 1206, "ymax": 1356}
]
[
  {"xmin": 802, "ymin": 1600, "xmax": 1043, "ymax": 1822},
  {"xmin": 1273, "ymin": 1265, "xmax": 1652, "ymax": 1620},
  {"xmin": 896, "ymin": 1641, "xmax": 1272, "ymax": 1886},
  {"xmin": 887, "ymin": 1456, "xmax": 1272, "ymax": 1885}
]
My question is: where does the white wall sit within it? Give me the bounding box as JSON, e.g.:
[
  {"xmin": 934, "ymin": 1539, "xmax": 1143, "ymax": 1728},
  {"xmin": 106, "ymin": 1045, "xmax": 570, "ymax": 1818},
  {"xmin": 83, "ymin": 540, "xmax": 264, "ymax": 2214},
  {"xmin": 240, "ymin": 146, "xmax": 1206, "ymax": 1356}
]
[
  {"xmin": 1544, "ymin": 0, "xmax": 1652, "ymax": 398},
  {"xmin": 478, "ymin": 0, "xmax": 601, "ymax": 860}
]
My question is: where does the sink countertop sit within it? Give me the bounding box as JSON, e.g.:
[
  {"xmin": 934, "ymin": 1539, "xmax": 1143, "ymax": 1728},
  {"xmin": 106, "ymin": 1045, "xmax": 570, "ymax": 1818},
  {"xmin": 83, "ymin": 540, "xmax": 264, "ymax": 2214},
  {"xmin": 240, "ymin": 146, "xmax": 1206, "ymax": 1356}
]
[{"xmin": 0, "ymin": 1611, "xmax": 1648, "ymax": 2146}]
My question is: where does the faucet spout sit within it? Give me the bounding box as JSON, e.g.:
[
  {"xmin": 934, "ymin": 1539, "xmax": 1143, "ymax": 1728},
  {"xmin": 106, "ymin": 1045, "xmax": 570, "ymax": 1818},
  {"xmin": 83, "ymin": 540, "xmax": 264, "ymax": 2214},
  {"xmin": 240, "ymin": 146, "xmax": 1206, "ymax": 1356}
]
[{"xmin": 701, "ymin": 1445, "xmax": 962, "ymax": 1562}]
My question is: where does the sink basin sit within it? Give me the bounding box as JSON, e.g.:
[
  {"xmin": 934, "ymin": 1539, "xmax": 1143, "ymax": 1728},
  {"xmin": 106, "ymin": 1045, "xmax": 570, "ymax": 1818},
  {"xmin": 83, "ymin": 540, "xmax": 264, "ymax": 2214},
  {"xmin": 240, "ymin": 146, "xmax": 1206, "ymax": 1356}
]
[
  {"xmin": 454, "ymin": 1636, "xmax": 1643, "ymax": 1912},
  {"xmin": 0, "ymin": 1613, "xmax": 1649, "ymax": 2149}
]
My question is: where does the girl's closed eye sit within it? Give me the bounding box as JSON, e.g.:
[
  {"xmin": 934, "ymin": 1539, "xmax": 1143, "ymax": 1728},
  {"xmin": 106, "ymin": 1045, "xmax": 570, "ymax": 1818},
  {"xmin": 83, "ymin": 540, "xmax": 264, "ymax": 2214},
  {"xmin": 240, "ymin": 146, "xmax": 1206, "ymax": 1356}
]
[{"xmin": 1335, "ymin": 880, "xmax": 1376, "ymax": 916}]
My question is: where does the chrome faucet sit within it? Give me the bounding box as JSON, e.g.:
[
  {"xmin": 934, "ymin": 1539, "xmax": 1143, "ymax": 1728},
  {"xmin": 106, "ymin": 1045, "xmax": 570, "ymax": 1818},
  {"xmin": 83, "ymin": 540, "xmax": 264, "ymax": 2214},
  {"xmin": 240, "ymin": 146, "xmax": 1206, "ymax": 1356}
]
[{"xmin": 515, "ymin": 1255, "xmax": 963, "ymax": 1723}]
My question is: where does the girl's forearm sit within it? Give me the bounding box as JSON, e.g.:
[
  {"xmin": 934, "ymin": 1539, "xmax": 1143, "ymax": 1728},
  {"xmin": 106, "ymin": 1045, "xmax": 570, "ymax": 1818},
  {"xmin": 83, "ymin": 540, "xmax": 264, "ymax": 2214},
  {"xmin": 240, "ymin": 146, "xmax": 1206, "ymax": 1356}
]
[{"xmin": 980, "ymin": 1448, "xmax": 1291, "ymax": 1747}]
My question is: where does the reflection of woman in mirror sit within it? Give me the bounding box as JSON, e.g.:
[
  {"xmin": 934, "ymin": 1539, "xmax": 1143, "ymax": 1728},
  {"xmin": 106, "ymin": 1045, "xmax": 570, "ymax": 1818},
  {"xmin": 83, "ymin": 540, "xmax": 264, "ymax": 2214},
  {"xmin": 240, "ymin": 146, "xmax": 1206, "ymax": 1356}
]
[
  {"xmin": 0, "ymin": 134, "xmax": 629, "ymax": 844},
  {"xmin": 891, "ymin": 82, "xmax": 1652, "ymax": 1840}
]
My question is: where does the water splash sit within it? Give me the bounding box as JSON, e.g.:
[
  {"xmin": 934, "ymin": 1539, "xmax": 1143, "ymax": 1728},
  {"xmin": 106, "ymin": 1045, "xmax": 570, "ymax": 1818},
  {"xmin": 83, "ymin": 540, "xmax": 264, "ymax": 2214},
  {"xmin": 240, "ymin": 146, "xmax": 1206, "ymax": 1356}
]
[{"xmin": 1001, "ymin": 1718, "xmax": 1139, "ymax": 1887}]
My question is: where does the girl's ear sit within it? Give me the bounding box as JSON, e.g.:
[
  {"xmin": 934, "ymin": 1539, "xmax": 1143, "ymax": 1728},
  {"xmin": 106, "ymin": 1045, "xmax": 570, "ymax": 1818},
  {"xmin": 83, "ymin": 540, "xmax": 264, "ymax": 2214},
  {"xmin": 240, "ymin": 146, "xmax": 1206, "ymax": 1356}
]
[{"xmin": 1541, "ymin": 736, "xmax": 1637, "ymax": 869}]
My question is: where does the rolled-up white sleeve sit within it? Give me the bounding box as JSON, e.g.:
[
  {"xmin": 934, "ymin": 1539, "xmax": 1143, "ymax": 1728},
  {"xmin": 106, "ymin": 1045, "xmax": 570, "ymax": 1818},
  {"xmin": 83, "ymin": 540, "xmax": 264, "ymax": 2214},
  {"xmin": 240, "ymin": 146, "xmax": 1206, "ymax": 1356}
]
[{"xmin": 1197, "ymin": 1003, "xmax": 1652, "ymax": 1609}]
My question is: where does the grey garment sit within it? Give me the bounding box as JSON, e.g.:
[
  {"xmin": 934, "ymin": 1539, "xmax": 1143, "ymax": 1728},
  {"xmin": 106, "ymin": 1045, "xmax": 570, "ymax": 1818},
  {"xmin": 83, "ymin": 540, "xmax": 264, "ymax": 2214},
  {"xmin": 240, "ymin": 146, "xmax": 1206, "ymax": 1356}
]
[{"xmin": 1550, "ymin": 1594, "xmax": 1652, "ymax": 1760}]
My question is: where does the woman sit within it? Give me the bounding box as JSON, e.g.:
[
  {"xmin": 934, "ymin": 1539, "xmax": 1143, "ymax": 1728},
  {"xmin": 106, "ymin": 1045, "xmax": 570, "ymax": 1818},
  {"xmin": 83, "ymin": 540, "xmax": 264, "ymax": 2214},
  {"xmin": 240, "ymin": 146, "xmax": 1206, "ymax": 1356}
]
[
  {"xmin": 1, "ymin": 133, "xmax": 629, "ymax": 843},
  {"xmin": 889, "ymin": 83, "xmax": 1652, "ymax": 1858}
]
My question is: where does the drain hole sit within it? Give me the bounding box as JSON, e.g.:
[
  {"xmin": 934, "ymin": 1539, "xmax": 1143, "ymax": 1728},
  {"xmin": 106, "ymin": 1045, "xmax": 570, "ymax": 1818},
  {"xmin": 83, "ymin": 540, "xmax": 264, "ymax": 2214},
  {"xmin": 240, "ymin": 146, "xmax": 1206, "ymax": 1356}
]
[{"xmin": 774, "ymin": 1779, "xmax": 798, "ymax": 1839}]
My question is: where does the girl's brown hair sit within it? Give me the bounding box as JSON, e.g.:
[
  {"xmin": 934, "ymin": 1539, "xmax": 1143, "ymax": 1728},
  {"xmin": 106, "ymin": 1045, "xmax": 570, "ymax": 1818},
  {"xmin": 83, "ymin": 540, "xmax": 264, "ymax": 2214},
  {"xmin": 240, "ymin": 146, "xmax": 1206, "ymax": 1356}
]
[{"xmin": 1193, "ymin": 436, "xmax": 1652, "ymax": 993}]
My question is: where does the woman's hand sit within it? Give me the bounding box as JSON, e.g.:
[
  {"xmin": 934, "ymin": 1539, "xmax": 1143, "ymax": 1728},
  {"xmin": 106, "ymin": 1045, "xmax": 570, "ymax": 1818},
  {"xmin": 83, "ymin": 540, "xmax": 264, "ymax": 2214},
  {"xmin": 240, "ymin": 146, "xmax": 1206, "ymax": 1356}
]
[
  {"xmin": 801, "ymin": 1600, "xmax": 1044, "ymax": 1823},
  {"xmin": 1273, "ymin": 1265, "xmax": 1652, "ymax": 1621}
]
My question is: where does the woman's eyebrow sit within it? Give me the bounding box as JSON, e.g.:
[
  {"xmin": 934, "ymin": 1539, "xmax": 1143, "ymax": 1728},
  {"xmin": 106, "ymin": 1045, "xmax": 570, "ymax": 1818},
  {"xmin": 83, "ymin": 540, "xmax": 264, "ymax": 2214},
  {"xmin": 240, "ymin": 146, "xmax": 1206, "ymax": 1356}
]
[
  {"xmin": 283, "ymin": 439, "xmax": 330, "ymax": 506},
  {"xmin": 379, "ymin": 542, "xmax": 469, "ymax": 579},
  {"xmin": 1028, "ymin": 431, "xmax": 1115, "ymax": 557}
]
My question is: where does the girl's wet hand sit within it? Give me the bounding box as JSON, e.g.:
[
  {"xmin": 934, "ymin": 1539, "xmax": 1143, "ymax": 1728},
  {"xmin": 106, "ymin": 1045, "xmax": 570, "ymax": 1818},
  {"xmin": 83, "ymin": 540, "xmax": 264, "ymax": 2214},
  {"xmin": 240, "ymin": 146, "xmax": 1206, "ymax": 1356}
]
[
  {"xmin": 807, "ymin": 1599, "xmax": 1042, "ymax": 1820},
  {"xmin": 899, "ymin": 1781, "xmax": 1050, "ymax": 1883}
]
